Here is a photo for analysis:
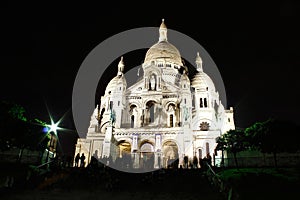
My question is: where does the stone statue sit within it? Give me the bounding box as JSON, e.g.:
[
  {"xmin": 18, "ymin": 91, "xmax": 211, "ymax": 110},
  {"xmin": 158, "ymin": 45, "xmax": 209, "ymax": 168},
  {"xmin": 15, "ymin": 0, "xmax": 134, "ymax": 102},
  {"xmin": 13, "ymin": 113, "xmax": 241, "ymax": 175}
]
[
  {"xmin": 184, "ymin": 107, "xmax": 189, "ymax": 121},
  {"xmin": 150, "ymin": 75, "xmax": 156, "ymax": 90},
  {"xmin": 110, "ymin": 109, "xmax": 115, "ymax": 125}
]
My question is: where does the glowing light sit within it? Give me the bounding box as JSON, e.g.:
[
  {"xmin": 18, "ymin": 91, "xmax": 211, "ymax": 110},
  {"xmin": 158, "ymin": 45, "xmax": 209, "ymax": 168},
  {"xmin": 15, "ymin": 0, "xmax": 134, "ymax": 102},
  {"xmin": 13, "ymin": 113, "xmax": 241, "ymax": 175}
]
[
  {"xmin": 42, "ymin": 127, "xmax": 49, "ymax": 133},
  {"xmin": 46, "ymin": 120, "xmax": 61, "ymax": 135},
  {"xmin": 34, "ymin": 102, "xmax": 73, "ymax": 138}
]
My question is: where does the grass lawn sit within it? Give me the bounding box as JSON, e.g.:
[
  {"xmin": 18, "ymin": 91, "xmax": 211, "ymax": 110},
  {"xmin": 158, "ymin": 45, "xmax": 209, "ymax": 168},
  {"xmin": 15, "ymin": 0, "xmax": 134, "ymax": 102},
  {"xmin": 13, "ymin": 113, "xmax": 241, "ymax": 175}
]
[{"xmin": 216, "ymin": 167, "xmax": 300, "ymax": 200}]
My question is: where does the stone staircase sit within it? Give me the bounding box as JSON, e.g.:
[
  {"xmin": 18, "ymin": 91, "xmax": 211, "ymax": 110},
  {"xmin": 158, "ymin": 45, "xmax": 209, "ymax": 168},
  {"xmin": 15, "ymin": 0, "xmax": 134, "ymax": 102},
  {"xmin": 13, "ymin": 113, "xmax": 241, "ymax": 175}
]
[{"xmin": 3, "ymin": 167, "xmax": 225, "ymax": 200}]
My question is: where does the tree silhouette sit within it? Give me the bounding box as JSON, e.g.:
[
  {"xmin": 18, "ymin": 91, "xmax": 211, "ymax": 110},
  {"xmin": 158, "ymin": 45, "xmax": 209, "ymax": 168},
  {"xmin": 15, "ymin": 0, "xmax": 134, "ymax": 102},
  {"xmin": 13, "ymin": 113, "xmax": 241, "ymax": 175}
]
[
  {"xmin": 215, "ymin": 135, "xmax": 227, "ymax": 167},
  {"xmin": 217, "ymin": 129, "xmax": 246, "ymax": 168},
  {"xmin": 245, "ymin": 118, "xmax": 299, "ymax": 168},
  {"xmin": 0, "ymin": 101, "xmax": 49, "ymax": 162}
]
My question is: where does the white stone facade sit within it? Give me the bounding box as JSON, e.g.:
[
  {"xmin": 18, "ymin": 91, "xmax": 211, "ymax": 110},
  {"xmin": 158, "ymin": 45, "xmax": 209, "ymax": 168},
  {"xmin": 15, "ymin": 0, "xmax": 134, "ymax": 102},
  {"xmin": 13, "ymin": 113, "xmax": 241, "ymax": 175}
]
[{"xmin": 74, "ymin": 20, "xmax": 235, "ymax": 168}]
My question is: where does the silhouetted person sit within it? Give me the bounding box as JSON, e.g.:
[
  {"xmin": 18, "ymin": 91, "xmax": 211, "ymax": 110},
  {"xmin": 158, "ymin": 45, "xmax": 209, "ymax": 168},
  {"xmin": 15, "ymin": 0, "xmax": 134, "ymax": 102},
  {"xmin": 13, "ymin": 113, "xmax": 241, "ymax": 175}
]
[
  {"xmin": 75, "ymin": 153, "xmax": 80, "ymax": 167},
  {"xmin": 80, "ymin": 153, "xmax": 86, "ymax": 167},
  {"xmin": 90, "ymin": 156, "xmax": 98, "ymax": 169},
  {"xmin": 174, "ymin": 158, "xmax": 179, "ymax": 169},
  {"xmin": 184, "ymin": 156, "xmax": 189, "ymax": 168},
  {"xmin": 167, "ymin": 156, "xmax": 171, "ymax": 169},
  {"xmin": 199, "ymin": 158, "xmax": 204, "ymax": 169},
  {"xmin": 149, "ymin": 154, "xmax": 154, "ymax": 169},
  {"xmin": 193, "ymin": 156, "xmax": 199, "ymax": 168},
  {"xmin": 202, "ymin": 157, "xmax": 208, "ymax": 170},
  {"xmin": 158, "ymin": 155, "xmax": 161, "ymax": 168},
  {"xmin": 206, "ymin": 153, "xmax": 212, "ymax": 166},
  {"xmin": 108, "ymin": 155, "xmax": 113, "ymax": 167}
]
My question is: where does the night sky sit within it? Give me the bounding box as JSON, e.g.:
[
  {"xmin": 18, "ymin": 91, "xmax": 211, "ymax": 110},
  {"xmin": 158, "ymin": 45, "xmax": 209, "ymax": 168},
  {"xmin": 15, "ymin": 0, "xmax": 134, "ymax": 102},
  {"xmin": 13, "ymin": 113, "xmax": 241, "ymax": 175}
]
[{"xmin": 1, "ymin": 2, "xmax": 299, "ymax": 155}]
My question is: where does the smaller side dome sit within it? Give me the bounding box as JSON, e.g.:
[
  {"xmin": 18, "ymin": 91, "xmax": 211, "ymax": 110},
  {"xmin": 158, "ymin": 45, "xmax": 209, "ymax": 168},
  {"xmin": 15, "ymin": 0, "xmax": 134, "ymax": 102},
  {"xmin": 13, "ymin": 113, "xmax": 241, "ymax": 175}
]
[
  {"xmin": 105, "ymin": 75, "xmax": 127, "ymax": 94},
  {"xmin": 191, "ymin": 52, "xmax": 215, "ymax": 92},
  {"xmin": 105, "ymin": 57, "xmax": 127, "ymax": 94},
  {"xmin": 191, "ymin": 72, "xmax": 215, "ymax": 92}
]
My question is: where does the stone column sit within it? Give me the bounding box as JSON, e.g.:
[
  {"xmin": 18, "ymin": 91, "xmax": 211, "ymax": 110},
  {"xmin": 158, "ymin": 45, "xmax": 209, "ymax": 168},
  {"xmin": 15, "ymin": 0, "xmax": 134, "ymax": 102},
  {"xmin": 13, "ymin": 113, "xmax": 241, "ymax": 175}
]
[
  {"xmin": 132, "ymin": 152, "xmax": 139, "ymax": 168},
  {"xmin": 102, "ymin": 125, "xmax": 113, "ymax": 158},
  {"xmin": 154, "ymin": 152, "xmax": 162, "ymax": 168}
]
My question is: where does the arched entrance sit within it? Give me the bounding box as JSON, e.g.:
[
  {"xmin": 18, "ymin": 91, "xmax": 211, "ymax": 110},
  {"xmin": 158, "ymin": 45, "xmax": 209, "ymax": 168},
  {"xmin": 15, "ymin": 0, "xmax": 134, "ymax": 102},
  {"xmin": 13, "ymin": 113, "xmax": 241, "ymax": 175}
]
[
  {"xmin": 116, "ymin": 141, "xmax": 132, "ymax": 169},
  {"xmin": 162, "ymin": 141, "xmax": 179, "ymax": 168},
  {"xmin": 140, "ymin": 142, "xmax": 154, "ymax": 169}
]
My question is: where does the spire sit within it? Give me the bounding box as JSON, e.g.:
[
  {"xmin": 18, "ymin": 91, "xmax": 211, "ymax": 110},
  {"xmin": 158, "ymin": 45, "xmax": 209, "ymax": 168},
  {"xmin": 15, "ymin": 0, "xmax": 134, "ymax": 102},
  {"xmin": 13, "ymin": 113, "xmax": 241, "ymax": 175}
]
[
  {"xmin": 160, "ymin": 18, "xmax": 167, "ymax": 28},
  {"xmin": 159, "ymin": 18, "xmax": 168, "ymax": 42},
  {"xmin": 118, "ymin": 56, "xmax": 124, "ymax": 75},
  {"xmin": 195, "ymin": 52, "xmax": 203, "ymax": 72}
]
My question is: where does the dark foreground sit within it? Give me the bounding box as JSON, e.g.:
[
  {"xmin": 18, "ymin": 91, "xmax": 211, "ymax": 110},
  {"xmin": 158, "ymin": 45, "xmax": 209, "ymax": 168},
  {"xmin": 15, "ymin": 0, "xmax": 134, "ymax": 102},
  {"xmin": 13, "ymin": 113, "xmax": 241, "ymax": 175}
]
[
  {"xmin": 1, "ymin": 162, "xmax": 300, "ymax": 200},
  {"xmin": 0, "ymin": 164, "xmax": 224, "ymax": 200}
]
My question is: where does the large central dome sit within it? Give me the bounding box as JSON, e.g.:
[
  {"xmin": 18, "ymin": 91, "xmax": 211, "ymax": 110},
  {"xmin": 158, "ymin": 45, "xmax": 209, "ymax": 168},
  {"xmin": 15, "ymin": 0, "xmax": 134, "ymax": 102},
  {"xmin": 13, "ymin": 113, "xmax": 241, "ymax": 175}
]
[
  {"xmin": 144, "ymin": 19, "xmax": 183, "ymax": 66},
  {"xmin": 144, "ymin": 41, "xmax": 182, "ymax": 65}
]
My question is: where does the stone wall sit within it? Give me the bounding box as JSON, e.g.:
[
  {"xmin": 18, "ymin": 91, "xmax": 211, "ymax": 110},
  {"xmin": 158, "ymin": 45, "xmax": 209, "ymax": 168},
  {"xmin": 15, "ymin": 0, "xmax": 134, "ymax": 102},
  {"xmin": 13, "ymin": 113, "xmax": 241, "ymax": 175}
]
[{"xmin": 219, "ymin": 150, "xmax": 300, "ymax": 167}]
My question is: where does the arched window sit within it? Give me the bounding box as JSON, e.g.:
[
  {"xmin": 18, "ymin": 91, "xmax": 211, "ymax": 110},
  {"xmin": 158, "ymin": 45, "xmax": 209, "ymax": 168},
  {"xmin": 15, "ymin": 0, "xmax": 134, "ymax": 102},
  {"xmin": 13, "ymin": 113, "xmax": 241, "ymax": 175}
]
[
  {"xmin": 158, "ymin": 77, "xmax": 161, "ymax": 88},
  {"xmin": 198, "ymin": 149, "xmax": 202, "ymax": 159},
  {"xmin": 130, "ymin": 105, "xmax": 137, "ymax": 128},
  {"xmin": 204, "ymin": 98, "xmax": 208, "ymax": 108},
  {"xmin": 150, "ymin": 105, "xmax": 154, "ymax": 123},
  {"xmin": 146, "ymin": 101, "xmax": 156, "ymax": 125},
  {"xmin": 206, "ymin": 142, "xmax": 210, "ymax": 156},
  {"xmin": 131, "ymin": 115, "xmax": 134, "ymax": 128},
  {"xmin": 170, "ymin": 114, "xmax": 174, "ymax": 127},
  {"xmin": 200, "ymin": 98, "xmax": 203, "ymax": 108}
]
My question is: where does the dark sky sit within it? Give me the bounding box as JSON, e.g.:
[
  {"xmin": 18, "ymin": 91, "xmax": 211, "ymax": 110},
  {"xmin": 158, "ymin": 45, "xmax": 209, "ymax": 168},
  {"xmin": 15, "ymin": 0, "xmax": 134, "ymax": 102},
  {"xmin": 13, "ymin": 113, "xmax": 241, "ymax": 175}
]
[{"xmin": 1, "ymin": 2, "xmax": 299, "ymax": 154}]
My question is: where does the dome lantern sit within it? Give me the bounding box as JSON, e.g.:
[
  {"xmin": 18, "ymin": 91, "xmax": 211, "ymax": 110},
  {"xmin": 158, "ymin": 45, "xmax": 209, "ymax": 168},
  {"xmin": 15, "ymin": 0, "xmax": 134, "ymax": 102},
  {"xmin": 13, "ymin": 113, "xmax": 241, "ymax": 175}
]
[
  {"xmin": 159, "ymin": 18, "xmax": 168, "ymax": 42},
  {"xmin": 144, "ymin": 19, "xmax": 183, "ymax": 66},
  {"xmin": 196, "ymin": 52, "xmax": 203, "ymax": 72},
  {"xmin": 118, "ymin": 56, "xmax": 125, "ymax": 75}
]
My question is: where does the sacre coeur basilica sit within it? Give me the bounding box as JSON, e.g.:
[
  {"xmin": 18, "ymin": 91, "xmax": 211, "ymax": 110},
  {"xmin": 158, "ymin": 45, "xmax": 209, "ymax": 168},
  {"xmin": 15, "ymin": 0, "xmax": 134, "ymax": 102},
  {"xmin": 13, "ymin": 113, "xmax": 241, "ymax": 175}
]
[{"xmin": 74, "ymin": 19, "xmax": 235, "ymax": 170}]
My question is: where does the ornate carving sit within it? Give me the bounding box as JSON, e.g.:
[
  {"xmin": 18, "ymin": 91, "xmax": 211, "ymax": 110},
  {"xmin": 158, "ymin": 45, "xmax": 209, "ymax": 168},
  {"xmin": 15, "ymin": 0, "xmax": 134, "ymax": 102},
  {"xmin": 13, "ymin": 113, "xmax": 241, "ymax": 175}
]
[
  {"xmin": 183, "ymin": 107, "xmax": 189, "ymax": 121},
  {"xmin": 200, "ymin": 122, "xmax": 210, "ymax": 131},
  {"xmin": 150, "ymin": 75, "xmax": 156, "ymax": 90}
]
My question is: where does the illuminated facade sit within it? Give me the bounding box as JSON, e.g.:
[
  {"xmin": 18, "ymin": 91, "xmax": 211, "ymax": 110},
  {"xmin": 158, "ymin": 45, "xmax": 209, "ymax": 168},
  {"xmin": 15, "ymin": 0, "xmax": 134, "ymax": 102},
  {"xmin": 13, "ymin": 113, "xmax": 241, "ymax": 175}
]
[{"xmin": 74, "ymin": 20, "xmax": 235, "ymax": 168}]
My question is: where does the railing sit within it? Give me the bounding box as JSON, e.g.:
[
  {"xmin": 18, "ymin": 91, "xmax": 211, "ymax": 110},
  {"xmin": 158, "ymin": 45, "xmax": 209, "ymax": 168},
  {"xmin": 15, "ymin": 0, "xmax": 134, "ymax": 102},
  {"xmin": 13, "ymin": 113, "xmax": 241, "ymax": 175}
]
[
  {"xmin": 205, "ymin": 162, "xmax": 232, "ymax": 199},
  {"xmin": 35, "ymin": 160, "xmax": 55, "ymax": 169},
  {"xmin": 206, "ymin": 162, "xmax": 216, "ymax": 176}
]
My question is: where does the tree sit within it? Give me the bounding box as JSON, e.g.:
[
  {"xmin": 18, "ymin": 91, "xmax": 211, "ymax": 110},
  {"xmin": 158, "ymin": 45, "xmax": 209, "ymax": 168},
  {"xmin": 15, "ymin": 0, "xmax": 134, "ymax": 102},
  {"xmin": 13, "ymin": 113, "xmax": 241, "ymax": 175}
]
[
  {"xmin": 0, "ymin": 101, "xmax": 49, "ymax": 162},
  {"xmin": 0, "ymin": 101, "xmax": 28, "ymax": 150},
  {"xmin": 220, "ymin": 129, "xmax": 246, "ymax": 168},
  {"xmin": 215, "ymin": 135, "xmax": 226, "ymax": 167},
  {"xmin": 245, "ymin": 118, "xmax": 299, "ymax": 168}
]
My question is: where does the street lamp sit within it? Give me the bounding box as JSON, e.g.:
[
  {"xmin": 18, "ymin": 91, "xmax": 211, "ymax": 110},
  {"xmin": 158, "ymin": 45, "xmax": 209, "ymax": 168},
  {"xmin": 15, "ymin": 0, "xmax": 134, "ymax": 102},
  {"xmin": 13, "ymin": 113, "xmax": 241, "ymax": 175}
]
[
  {"xmin": 36, "ymin": 108, "xmax": 71, "ymax": 167},
  {"xmin": 44, "ymin": 119, "xmax": 61, "ymax": 164}
]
